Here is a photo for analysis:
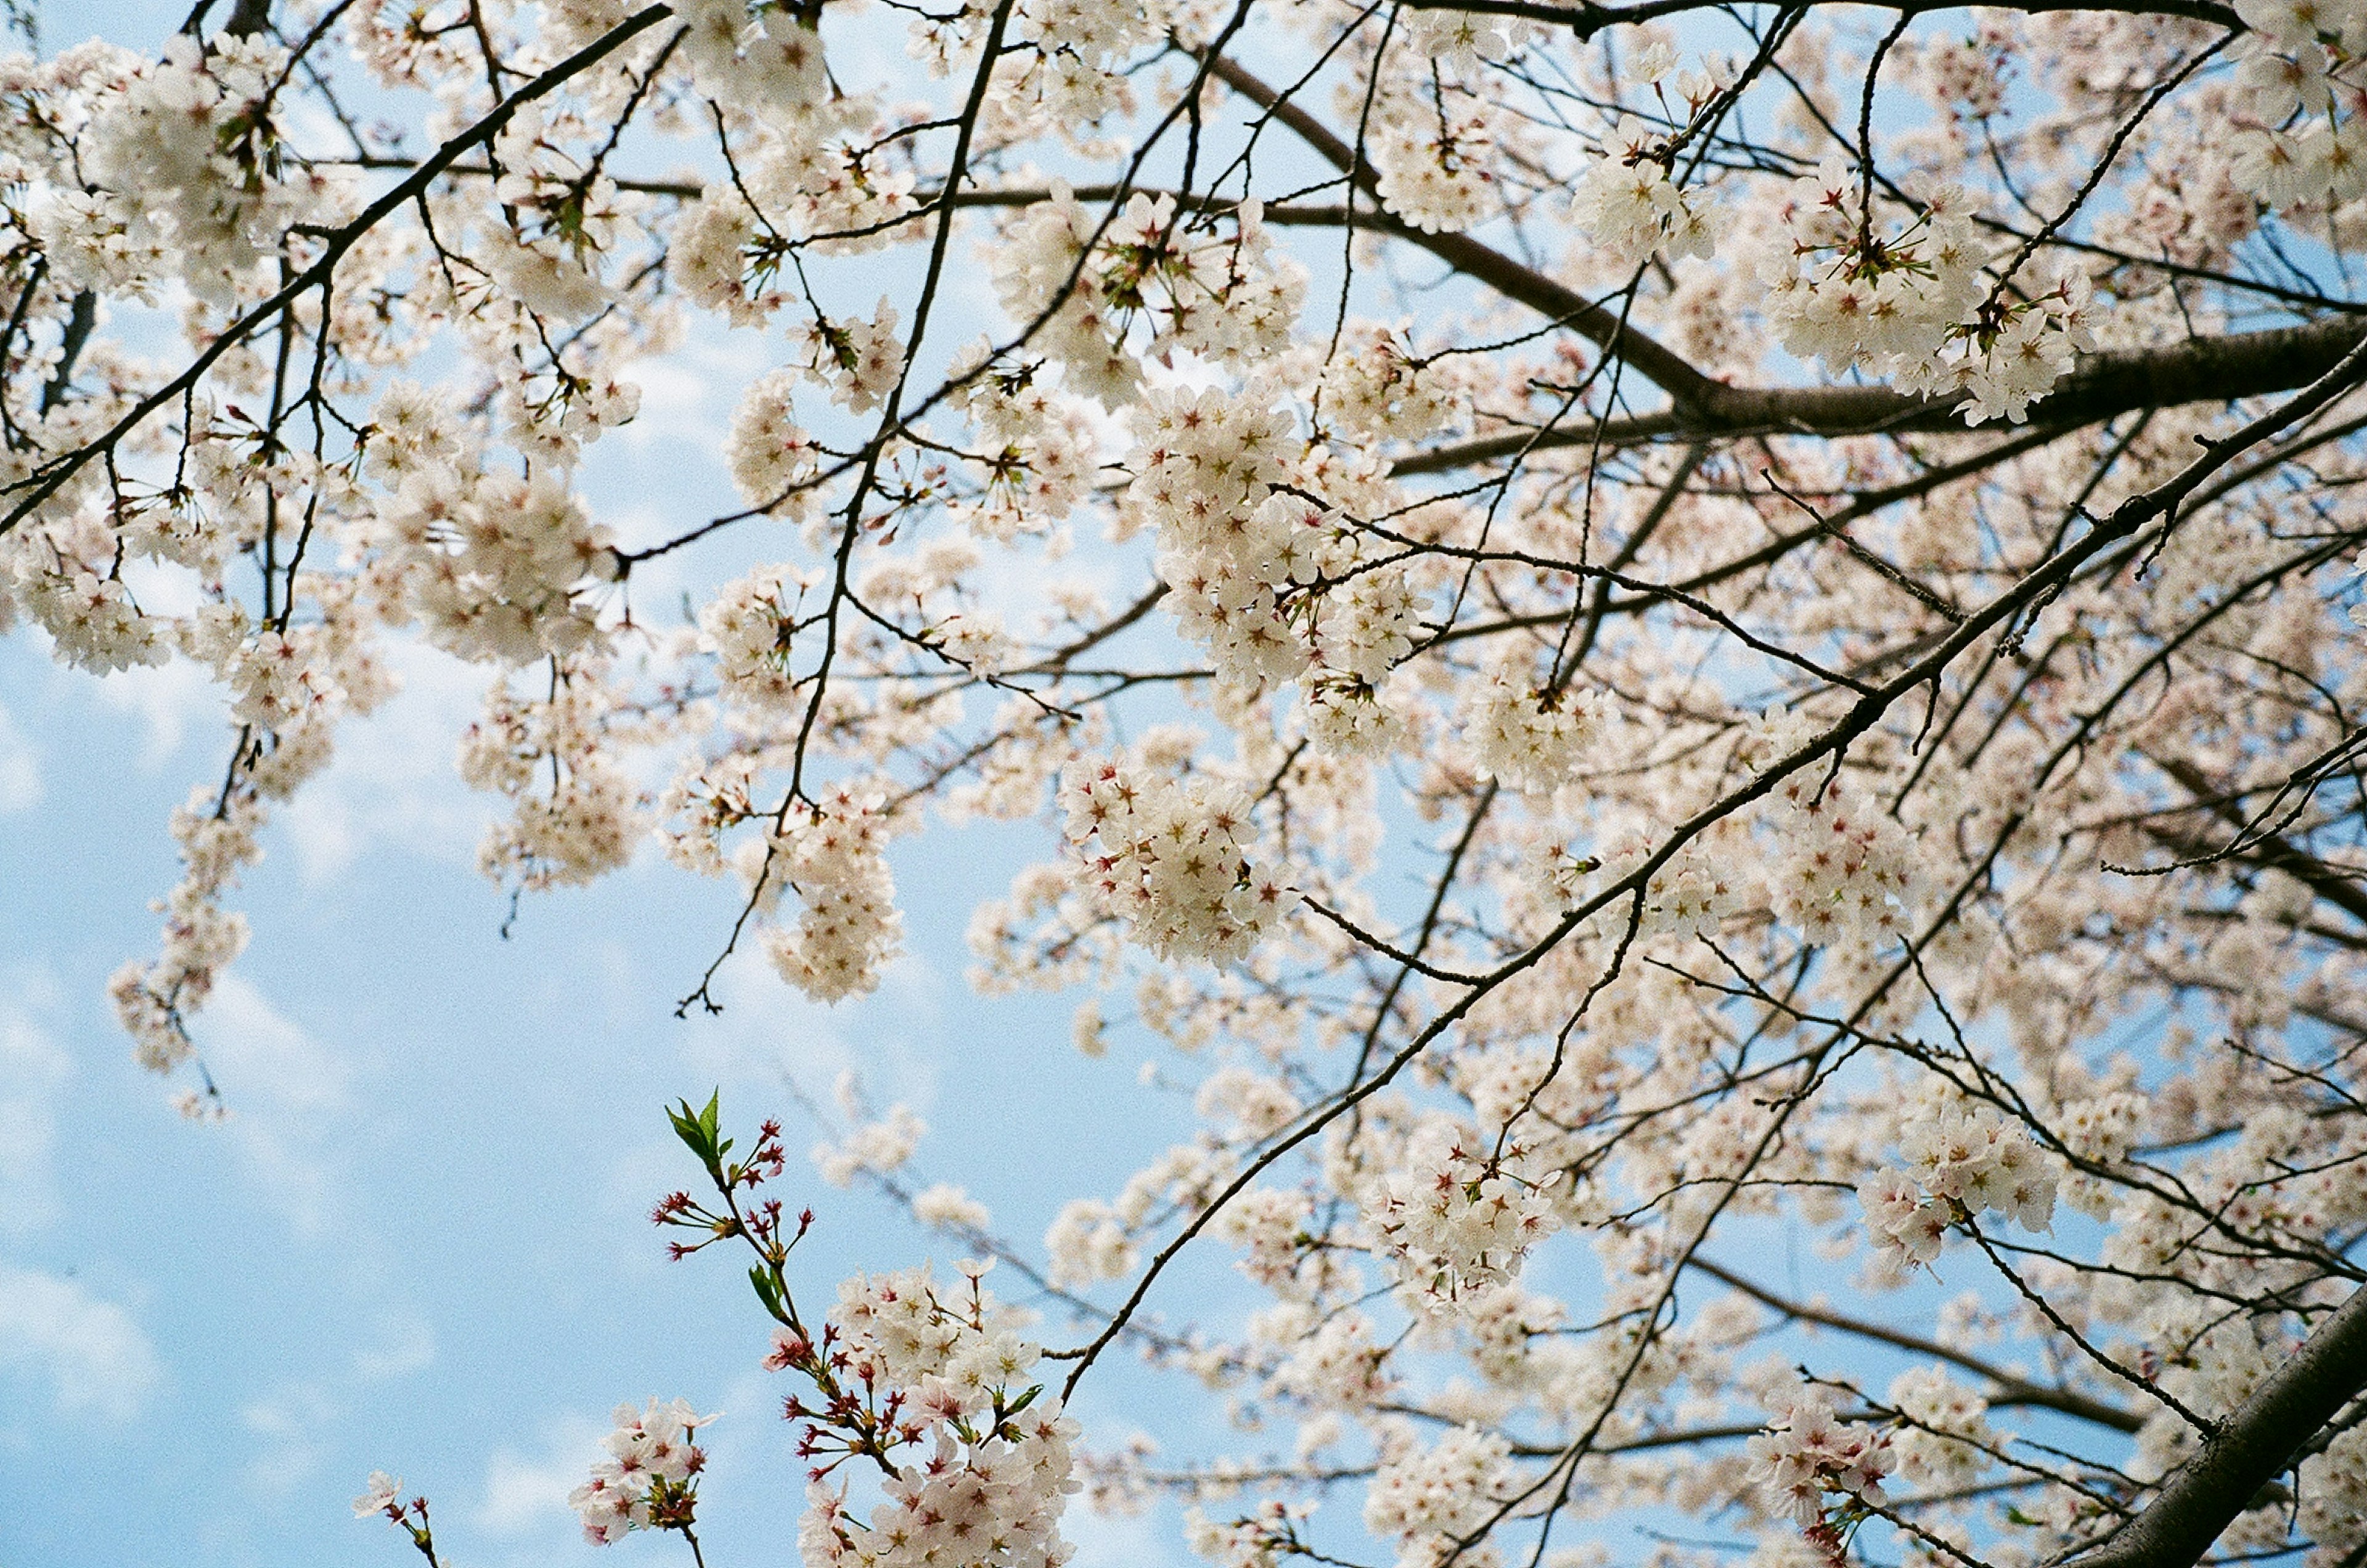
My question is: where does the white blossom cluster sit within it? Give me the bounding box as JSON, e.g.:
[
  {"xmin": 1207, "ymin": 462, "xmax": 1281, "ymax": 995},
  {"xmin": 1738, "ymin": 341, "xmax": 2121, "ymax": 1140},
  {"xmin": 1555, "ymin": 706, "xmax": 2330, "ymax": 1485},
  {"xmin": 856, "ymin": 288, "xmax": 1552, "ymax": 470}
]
[
  {"xmin": 67, "ymin": 33, "xmax": 351, "ymax": 306},
  {"xmin": 1061, "ymin": 756, "xmax": 1300, "ymax": 965},
  {"xmin": 1857, "ymin": 1096, "xmax": 2058, "ymax": 1271},
  {"xmin": 1465, "ymin": 653, "xmax": 1606, "ymax": 795},
  {"xmin": 1744, "ymin": 1388, "xmax": 1895, "ymax": 1530},
  {"xmin": 2228, "ymin": 0, "xmax": 2367, "ymax": 211},
  {"xmin": 1122, "ymin": 385, "xmax": 1431, "ymax": 733},
  {"xmin": 946, "ymin": 348, "xmax": 1100, "ymax": 542},
  {"xmin": 1317, "ymin": 323, "xmax": 1463, "ymax": 444},
  {"xmin": 813, "ymin": 1101, "xmax": 927, "ymax": 1188},
  {"xmin": 727, "ymin": 370, "xmax": 825, "ymax": 518},
  {"xmin": 759, "ymin": 787, "xmax": 905, "ymax": 1004},
  {"xmin": 1570, "ymin": 113, "xmax": 1725, "ymax": 270},
  {"xmin": 1361, "ymin": 1426, "xmax": 1516, "ymax": 1568},
  {"xmin": 1362, "ymin": 1125, "xmax": 1561, "ymax": 1313},
  {"xmin": 1885, "ymin": 1367, "xmax": 1997, "ymax": 1489},
  {"xmin": 791, "ymin": 297, "xmax": 907, "ymax": 415},
  {"xmin": 1367, "ymin": 89, "xmax": 1500, "ymax": 235},
  {"xmin": 568, "ymin": 1397, "xmax": 717, "ymax": 1546},
  {"xmin": 701, "ymin": 563, "xmax": 817, "ymax": 708},
  {"xmin": 805, "ymin": 1262, "xmax": 1081, "ymax": 1568},
  {"xmin": 995, "ymin": 188, "xmax": 1304, "ymax": 406},
  {"xmin": 1758, "ymin": 160, "xmax": 2096, "ymax": 423},
  {"xmin": 1766, "ymin": 783, "xmax": 1923, "ymax": 949}
]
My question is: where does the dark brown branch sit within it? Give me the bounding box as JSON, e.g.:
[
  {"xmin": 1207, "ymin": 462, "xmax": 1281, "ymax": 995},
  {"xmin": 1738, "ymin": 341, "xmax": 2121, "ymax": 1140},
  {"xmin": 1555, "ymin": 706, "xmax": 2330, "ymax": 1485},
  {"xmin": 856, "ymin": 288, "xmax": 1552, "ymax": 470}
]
[
  {"xmin": 2060, "ymin": 1285, "xmax": 2367, "ymax": 1568},
  {"xmin": 1396, "ymin": 316, "xmax": 2367, "ymax": 472},
  {"xmin": 1687, "ymin": 1256, "xmax": 2145, "ymax": 1433},
  {"xmin": 1396, "ymin": 0, "xmax": 2245, "ymax": 35}
]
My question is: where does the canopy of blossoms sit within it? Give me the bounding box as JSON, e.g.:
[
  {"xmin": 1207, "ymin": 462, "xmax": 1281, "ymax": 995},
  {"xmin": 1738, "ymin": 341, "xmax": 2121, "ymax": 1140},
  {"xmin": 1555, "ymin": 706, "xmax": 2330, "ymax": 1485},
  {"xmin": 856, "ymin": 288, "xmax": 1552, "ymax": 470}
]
[{"xmin": 9, "ymin": 1, "xmax": 2367, "ymax": 1567}]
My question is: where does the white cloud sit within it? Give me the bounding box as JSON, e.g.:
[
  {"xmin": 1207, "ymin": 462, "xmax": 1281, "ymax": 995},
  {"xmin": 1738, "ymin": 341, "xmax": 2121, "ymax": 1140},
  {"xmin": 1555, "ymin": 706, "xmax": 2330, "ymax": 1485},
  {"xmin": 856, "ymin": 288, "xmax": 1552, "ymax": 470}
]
[
  {"xmin": 277, "ymin": 640, "xmax": 494, "ymax": 884},
  {"xmin": 0, "ymin": 1264, "xmax": 161, "ymax": 1424},
  {"xmin": 88, "ymin": 655, "xmax": 218, "ymax": 772},
  {"xmin": 1065, "ymin": 1501, "xmax": 1187, "ymax": 1568},
  {"xmin": 477, "ymin": 1415, "xmax": 607, "ymax": 1537},
  {"xmin": 240, "ymin": 1382, "xmax": 337, "ymax": 1498},
  {"xmin": 0, "ymin": 1001, "xmax": 70, "ymax": 1236},
  {"xmin": 195, "ymin": 973, "xmax": 355, "ymax": 1234},
  {"xmin": 0, "ymin": 699, "xmax": 41, "ymax": 813},
  {"xmin": 205, "ymin": 971, "xmax": 353, "ymax": 1117},
  {"xmin": 351, "ymin": 1314, "xmax": 436, "ymax": 1382}
]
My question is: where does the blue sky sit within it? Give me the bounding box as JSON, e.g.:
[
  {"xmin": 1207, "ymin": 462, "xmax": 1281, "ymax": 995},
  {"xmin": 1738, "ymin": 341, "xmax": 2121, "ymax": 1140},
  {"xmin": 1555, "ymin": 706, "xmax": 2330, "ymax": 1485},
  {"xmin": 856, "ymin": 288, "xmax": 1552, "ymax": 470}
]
[{"xmin": 1, "ymin": 582, "xmax": 1221, "ymax": 1568}]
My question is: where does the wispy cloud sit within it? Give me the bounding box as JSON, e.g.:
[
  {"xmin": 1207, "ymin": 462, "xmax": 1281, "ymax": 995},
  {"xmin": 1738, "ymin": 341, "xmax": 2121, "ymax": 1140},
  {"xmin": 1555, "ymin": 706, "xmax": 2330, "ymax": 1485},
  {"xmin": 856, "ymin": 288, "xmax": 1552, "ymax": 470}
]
[
  {"xmin": 477, "ymin": 1415, "xmax": 606, "ymax": 1537},
  {"xmin": 0, "ymin": 991, "xmax": 70, "ymax": 1236},
  {"xmin": 197, "ymin": 973, "xmax": 356, "ymax": 1235},
  {"xmin": 0, "ymin": 699, "xmax": 41, "ymax": 814},
  {"xmin": 0, "ymin": 1264, "xmax": 161, "ymax": 1424}
]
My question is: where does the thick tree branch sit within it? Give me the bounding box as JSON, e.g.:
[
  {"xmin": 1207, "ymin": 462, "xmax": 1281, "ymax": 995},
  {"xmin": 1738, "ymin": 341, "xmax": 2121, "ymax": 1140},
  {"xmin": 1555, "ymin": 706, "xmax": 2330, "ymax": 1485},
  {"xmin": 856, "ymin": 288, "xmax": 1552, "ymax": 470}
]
[
  {"xmin": 1397, "ymin": 0, "xmax": 2245, "ymax": 34},
  {"xmin": 1395, "ymin": 316, "xmax": 2367, "ymax": 471},
  {"xmin": 2059, "ymin": 1284, "xmax": 2367, "ymax": 1568},
  {"xmin": 1687, "ymin": 1256, "xmax": 2145, "ymax": 1433}
]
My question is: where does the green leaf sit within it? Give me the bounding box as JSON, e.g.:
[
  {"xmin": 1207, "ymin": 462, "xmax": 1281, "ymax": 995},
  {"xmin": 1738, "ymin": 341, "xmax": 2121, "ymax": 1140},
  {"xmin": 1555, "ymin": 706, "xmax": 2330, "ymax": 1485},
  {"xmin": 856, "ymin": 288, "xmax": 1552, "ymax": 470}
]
[
  {"xmin": 668, "ymin": 1090, "xmax": 726, "ymax": 1166},
  {"xmin": 749, "ymin": 1265, "xmax": 789, "ymax": 1322}
]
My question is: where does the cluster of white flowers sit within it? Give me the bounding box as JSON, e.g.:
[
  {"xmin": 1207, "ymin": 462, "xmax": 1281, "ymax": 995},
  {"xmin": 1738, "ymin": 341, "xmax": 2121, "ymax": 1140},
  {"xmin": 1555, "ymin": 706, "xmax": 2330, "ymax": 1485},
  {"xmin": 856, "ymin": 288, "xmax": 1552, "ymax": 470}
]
[
  {"xmin": 11, "ymin": 545, "xmax": 170, "ymax": 674},
  {"xmin": 2297, "ymin": 1424, "xmax": 2367, "ymax": 1567},
  {"xmin": 1465, "ymin": 653, "xmax": 1605, "ymax": 795},
  {"xmin": 1196, "ymin": 1065, "xmax": 1304, "ymax": 1141},
  {"xmin": 761, "ymin": 787, "xmax": 904, "ymax": 1003},
  {"xmin": 1577, "ymin": 825, "xmax": 1747, "ymax": 940},
  {"xmin": 1362, "ymin": 1426, "xmax": 1515, "ymax": 1568},
  {"xmin": 676, "ymin": 0, "xmax": 825, "ymax": 120},
  {"xmin": 701, "ymin": 563, "xmax": 816, "ymax": 708},
  {"xmin": 805, "ymin": 1261, "xmax": 1080, "ymax": 1568},
  {"xmin": 108, "ymin": 784, "xmax": 261, "ymax": 1078},
  {"xmin": 1045, "ymin": 1196, "xmax": 1140, "ymax": 1288},
  {"xmin": 946, "ymin": 348, "xmax": 1099, "ymax": 541},
  {"xmin": 1215, "ymin": 1186, "xmax": 1320, "ymax": 1296},
  {"xmin": 1759, "ymin": 161, "xmax": 2094, "ymax": 423},
  {"xmin": 73, "ymin": 33, "xmax": 349, "ymax": 305},
  {"xmin": 813, "ymin": 1101, "xmax": 926, "ymax": 1188},
  {"xmin": 914, "ymin": 1182, "xmax": 993, "ymax": 1232},
  {"xmin": 1857, "ymin": 1098, "xmax": 2057, "ymax": 1270},
  {"xmin": 1766, "ymin": 784, "xmax": 1922, "ymax": 949},
  {"xmin": 368, "ymin": 443, "xmax": 616, "ymax": 665},
  {"xmin": 994, "ymin": 188, "xmax": 1303, "ymax": 406},
  {"xmin": 2055, "ymin": 1090, "xmax": 2149, "ymax": 1164},
  {"xmin": 482, "ymin": 108, "xmax": 642, "ymax": 324},
  {"xmin": 1885, "ymin": 1367, "xmax": 1996, "ymax": 1489},
  {"xmin": 1570, "ymin": 115, "xmax": 1722, "ymax": 269},
  {"xmin": 458, "ymin": 669, "xmax": 644, "ymax": 892},
  {"xmin": 1744, "ymin": 1387, "xmax": 1894, "ymax": 1529},
  {"xmin": 1060, "ymin": 756, "xmax": 1299, "ymax": 965},
  {"xmin": 792, "ymin": 297, "xmax": 907, "ymax": 414},
  {"xmin": 1368, "ymin": 91, "xmax": 1497, "ymax": 234},
  {"xmin": 568, "ymin": 1397, "xmax": 716, "ymax": 1546},
  {"xmin": 1318, "ymin": 323, "xmax": 1462, "ymax": 443},
  {"xmin": 1362, "ymin": 1125, "xmax": 1561, "ymax": 1314},
  {"xmin": 1126, "ymin": 390, "xmax": 1430, "ymax": 703},
  {"xmin": 2226, "ymin": 0, "xmax": 2367, "ymax": 211},
  {"xmin": 727, "ymin": 370, "xmax": 824, "ymax": 519}
]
